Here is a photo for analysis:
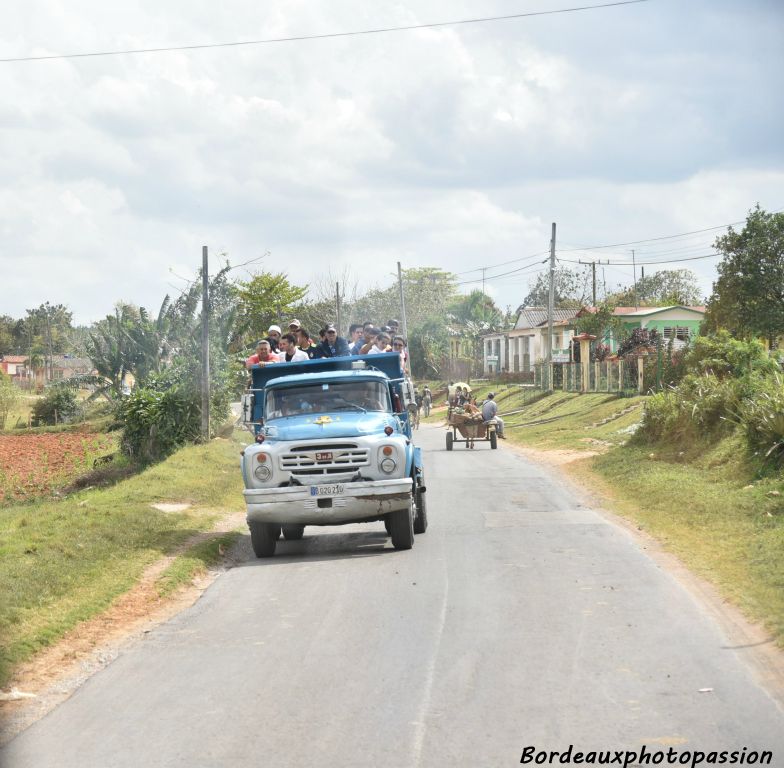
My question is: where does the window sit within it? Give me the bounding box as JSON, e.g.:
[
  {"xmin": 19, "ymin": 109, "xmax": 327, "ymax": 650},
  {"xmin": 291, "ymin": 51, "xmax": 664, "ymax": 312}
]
[
  {"xmin": 663, "ymin": 327, "xmax": 690, "ymax": 341},
  {"xmin": 266, "ymin": 380, "xmax": 390, "ymax": 420}
]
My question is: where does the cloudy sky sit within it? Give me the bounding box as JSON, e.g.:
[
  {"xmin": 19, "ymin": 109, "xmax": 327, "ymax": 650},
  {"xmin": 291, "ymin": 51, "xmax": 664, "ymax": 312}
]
[{"xmin": 1, "ymin": 0, "xmax": 782, "ymax": 324}]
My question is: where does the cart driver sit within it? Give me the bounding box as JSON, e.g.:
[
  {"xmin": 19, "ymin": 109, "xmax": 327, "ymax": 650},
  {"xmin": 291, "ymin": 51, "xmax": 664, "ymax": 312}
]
[{"xmin": 481, "ymin": 392, "xmax": 506, "ymax": 439}]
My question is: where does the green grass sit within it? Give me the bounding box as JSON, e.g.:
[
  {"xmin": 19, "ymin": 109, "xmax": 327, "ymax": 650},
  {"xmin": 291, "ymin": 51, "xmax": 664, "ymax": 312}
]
[
  {"xmin": 155, "ymin": 531, "xmax": 243, "ymax": 597},
  {"xmin": 2, "ymin": 394, "xmax": 39, "ymax": 430},
  {"xmin": 503, "ymin": 392, "xmax": 784, "ymax": 644},
  {"xmin": 0, "ymin": 433, "xmax": 247, "ymax": 686}
]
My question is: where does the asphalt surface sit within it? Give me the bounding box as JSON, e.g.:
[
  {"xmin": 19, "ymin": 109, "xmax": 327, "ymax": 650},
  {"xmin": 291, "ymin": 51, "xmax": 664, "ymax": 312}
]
[{"xmin": 3, "ymin": 425, "xmax": 784, "ymax": 767}]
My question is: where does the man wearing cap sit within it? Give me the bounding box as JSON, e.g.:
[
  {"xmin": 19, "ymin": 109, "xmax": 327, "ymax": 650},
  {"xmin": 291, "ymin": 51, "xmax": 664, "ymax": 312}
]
[
  {"xmin": 246, "ymin": 340, "xmax": 280, "ymax": 369},
  {"xmin": 481, "ymin": 392, "xmax": 505, "ymax": 438},
  {"xmin": 287, "ymin": 319, "xmax": 302, "ymax": 334},
  {"xmin": 312, "ymin": 325, "xmax": 351, "ymax": 358},
  {"xmin": 266, "ymin": 325, "xmax": 282, "ymax": 353}
]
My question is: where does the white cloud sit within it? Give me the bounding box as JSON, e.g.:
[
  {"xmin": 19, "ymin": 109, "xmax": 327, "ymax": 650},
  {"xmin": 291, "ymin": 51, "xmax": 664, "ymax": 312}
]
[{"xmin": 0, "ymin": 0, "xmax": 782, "ymax": 323}]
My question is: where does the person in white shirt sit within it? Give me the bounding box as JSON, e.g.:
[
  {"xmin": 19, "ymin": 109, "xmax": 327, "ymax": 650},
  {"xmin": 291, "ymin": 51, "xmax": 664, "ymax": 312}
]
[
  {"xmin": 278, "ymin": 333, "xmax": 310, "ymax": 363},
  {"xmin": 368, "ymin": 333, "xmax": 391, "ymax": 354}
]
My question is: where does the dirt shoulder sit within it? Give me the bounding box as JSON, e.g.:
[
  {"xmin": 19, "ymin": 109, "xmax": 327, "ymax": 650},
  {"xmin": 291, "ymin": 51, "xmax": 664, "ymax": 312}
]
[{"xmin": 0, "ymin": 509, "xmax": 246, "ymax": 745}]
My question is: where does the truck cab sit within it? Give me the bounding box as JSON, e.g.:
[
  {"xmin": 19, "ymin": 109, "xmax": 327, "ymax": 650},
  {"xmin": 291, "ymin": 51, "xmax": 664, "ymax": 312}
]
[{"xmin": 240, "ymin": 353, "xmax": 427, "ymax": 557}]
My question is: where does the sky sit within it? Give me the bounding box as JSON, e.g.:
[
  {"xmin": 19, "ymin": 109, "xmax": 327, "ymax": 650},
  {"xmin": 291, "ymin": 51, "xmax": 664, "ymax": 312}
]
[{"xmin": 1, "ymin": 0, "xmax": 782, "ymax": 325}]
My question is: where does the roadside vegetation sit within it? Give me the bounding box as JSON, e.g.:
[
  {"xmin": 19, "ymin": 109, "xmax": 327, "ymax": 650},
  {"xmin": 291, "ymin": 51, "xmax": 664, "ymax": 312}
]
[{"xmin": 0, "ymin": 432, "xmax": 247, "ymax": 688}]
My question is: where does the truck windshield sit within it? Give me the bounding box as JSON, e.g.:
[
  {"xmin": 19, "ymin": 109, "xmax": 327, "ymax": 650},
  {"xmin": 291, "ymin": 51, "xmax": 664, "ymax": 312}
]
[{"xmin": 265, "ymin": 380, "xmax": 391, "ymax": 420}]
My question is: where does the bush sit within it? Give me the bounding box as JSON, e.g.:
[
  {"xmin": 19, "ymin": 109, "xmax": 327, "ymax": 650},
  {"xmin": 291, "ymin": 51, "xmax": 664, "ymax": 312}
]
[
  {"xmin": 685, "ymin": 331, "xmax": 780, "ymax": 379},
  {"xmin": 738, "ymin": 373, "xmax": 784, "ymax": 465},
  {"xmin": 118, "ymin": 360, "xmax": 232, "ymax": 464},
  {"xmin": 31, "ymin": 386, "xmax": 80, "ymax": 426},
  {"xmin": 637, "ymin": 373, "xmax": 742, "ymax": 443}
]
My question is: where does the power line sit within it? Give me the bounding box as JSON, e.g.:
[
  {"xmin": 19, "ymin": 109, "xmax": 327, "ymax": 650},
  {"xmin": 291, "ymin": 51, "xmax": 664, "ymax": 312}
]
[
  {"xmin": 454, "ymin": 251, "xmax": 549, "ymax": 276},
  {"xmin": 557, "ymin": 252, "xmax": 720, "ymax": 266},
  {"xmin": 558, "ymin": 218, "xmax": 751, "ymax": 252},
  {"xmin": 0, "ymin": 1, "xmax": 649, "ymax": 63},
  {"xmin": 456, "ymin": 260, "xmax": 547, "ymax": 286}
]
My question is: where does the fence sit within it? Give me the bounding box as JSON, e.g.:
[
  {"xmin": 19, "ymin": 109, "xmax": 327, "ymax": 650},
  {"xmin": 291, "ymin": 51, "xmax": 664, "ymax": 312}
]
[{"xmin": 533, "ymin": 359, "xmax": 639, "ymax": 395}]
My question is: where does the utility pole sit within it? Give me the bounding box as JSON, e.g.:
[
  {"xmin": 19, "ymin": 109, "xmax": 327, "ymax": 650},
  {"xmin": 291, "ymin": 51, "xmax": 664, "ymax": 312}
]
[
  {"xmin": 335, "ymin": 282, "xmax": 342, "ymax": 336},
  {"xmin": 632, "ymin": 249, "xmax": 638, "ymax": 310},
  {"xmin": 640, "ymin": 266, "xmax": 645, "ymax": 304},
  {"xmin": 201, "ymin": 246, "xmax": 210, "ymax": 441},
  {"xmin": 592, "ymin": 262, "xmax": 597, "ymax": 306},
  {"xmin": 397, "ymin": 262, "xmax": 408, "ymax": 340},
  {"xmin": 547, "ymin": 222, "xmax": 556, "ymax": 390},
  {"xmin": 602, "ymin": 266, "xmax": 607, "ymax": 300}
]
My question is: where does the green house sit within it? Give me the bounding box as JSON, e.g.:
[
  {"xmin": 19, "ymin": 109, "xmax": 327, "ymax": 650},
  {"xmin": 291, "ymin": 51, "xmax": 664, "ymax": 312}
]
[{"xmin": 613, "ymin": 305, "xmax": 706, "ymax": 349}]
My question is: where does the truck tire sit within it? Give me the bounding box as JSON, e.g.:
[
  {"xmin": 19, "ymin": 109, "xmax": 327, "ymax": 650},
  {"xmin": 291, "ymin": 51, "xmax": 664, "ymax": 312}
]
[
  {"xmin": 490, "ymin": 431, "xmax": 498, "ymax": 450},
  {"xmin": 249, "ymin": 522, "xmax": 279, "ymax": 557},
  {"xmin": 446, "ymin": 432, "xmax": 453, "ymax": 451},
  {"xmin": 413, "ymin": 486, "xmax": 428, "ymax": 534},
  {"xmin": 384, "ymin": 519, "xmax": 392, "ymax": 535},
  {"xmin": 281, "ymin": 524, "xmax": 305, "ymax": 541},
  {"xmin": 389, "ymin": 504, "xmax": 414, "ymax": 550}
]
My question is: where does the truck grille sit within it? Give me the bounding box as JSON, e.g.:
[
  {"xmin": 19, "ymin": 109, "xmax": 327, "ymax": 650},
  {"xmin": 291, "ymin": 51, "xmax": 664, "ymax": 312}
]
[{"xmin": 280, "ymin": 443, "xmax": 370, "ymax": 477}]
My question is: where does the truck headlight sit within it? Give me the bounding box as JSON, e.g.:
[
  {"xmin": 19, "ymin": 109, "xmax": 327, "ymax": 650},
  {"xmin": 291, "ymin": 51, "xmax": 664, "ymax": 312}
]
[
  {"xmin": 380, "ymin": 457, "xmax": 396, "ymax": 473},
  {"xmin": 254, "ymin": 464, "xmax": 272, "ymax": 481}
]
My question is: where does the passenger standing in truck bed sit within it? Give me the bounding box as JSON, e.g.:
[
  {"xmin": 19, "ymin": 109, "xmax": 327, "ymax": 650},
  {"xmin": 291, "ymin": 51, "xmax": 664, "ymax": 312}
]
[{"xmin": 312, "ymin": 325, "xmax": 351, "ymax": 358}]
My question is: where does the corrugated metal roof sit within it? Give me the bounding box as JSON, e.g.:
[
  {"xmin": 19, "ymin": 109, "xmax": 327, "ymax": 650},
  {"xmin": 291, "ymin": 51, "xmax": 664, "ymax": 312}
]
[{"xmin": 514, "ymin": 307, "xmax": 577, "ymax": 329}]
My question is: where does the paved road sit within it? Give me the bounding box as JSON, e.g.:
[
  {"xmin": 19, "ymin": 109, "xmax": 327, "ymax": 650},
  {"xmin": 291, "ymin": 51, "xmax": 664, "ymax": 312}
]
[{"xmin": 4, "ymin": 426, "xmax": 783, "ymax": 767}]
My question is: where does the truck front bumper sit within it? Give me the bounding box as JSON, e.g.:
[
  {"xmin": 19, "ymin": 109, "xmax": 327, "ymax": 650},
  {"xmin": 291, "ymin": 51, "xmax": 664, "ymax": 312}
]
[{"xmin": 244, "ymin": 478, "xmax": 413, "ymax": 526}]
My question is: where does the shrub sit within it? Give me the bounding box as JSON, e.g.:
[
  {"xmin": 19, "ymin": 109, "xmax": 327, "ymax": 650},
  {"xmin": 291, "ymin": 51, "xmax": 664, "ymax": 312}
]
[
  {"xmin": 738, "ymin": 373, "xmax": 784, "ymax": 466},
  {"xmin": 31, "ymin": 386, "xmax": 80, "ymax": 426},
  {"xmin": 685, "ymin": 331, "xmax": 780, "ymax": 379},
  {"xmin": 617, "ymin": 328, "xmax": 661, "ymax": 358},
  {"xmin": 118, "ymin": 360, "xmax": 232, "ymax": 463},
  {"xmin": 637, "ymin": 373, "xmax": 742, "ymax": 443}
]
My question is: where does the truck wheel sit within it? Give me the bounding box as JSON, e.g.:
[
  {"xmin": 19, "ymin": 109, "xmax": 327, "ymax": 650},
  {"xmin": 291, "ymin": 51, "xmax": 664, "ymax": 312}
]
[
  {"xmin": 389, "ymin": 504, "xmax": 414, "ymax": 550},
  {"xmin": 281, "ymin": 524, "xmax": 305, "ymax": 541},
  {"xmin": 249, "ymin": 522, "xmax": 279, "ymax": 557},
  {"xmin": 446, "ymin": 432, "xmax": 453, "ymax": 451},
  {"xmin": 490, "ymin": 431, "xmax": 498, "ymax": 450},
  {"xmin": 413, "ymin": 486, "xmax": 428, "ymax": 534},
  {"xmin": 384, "ymin": 519, "xmax": 392, "ymax": 535}
]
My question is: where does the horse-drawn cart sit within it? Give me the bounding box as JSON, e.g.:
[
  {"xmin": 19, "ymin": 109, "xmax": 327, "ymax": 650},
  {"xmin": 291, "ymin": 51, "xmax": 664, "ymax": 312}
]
[{"xmin": 445, "ymin": 406, "xmax": 498, "ymax": 450}]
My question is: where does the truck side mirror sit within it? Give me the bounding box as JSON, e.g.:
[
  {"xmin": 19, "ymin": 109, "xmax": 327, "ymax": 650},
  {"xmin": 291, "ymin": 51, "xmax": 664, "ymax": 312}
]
[{"xmin": 241, "ymin": 393, "xmax": 255, "ymax": 423}]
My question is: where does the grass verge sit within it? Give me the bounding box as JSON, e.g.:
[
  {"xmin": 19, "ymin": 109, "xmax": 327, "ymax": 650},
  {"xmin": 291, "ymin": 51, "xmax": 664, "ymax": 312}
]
[
  {"xmin": 504, "ymin": 391, "xmax": 784, "ymax": 645},
  {"xmin": 0, "ymin": 433, "xmax": 247, "ymax": 687}
]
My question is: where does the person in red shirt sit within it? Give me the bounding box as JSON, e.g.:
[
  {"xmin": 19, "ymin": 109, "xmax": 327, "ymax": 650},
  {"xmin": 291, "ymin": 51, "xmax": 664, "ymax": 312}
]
[{"xmin": 245, "ymin": 340, "xmax": 280, "ymax": 369}]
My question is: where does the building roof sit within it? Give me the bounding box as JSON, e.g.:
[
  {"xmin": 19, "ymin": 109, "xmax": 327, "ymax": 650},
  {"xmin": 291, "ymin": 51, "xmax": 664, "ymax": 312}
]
[
  {"xmin": 514, "ymin": 306, "xmax": 577, "ymax": 330},
  {"xmin": 0, "ymin": 355, "xmax": 28, "ymax": 363},
  {"xmin": 618, "ymin": 305, "xmax": 706, "ymax": 317},
  {"xmin": 577, "ymin": 305, "xmax": 706, "ymax": 317},
  {"xmin": 52, "ymin": 356, "xmax": 93, "ymax": 369}
]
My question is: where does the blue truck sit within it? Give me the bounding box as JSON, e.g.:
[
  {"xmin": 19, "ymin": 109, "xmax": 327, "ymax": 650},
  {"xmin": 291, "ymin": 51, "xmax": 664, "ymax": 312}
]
[{"xmin": 239, "ymin": 353, "xmax": 427, "ymax": 557}]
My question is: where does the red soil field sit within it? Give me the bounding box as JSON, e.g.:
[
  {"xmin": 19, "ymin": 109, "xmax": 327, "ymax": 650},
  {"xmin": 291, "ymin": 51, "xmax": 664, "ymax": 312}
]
[{"xmin": 0, "ymin": 431, "xmax": 114, "ymax": 502}]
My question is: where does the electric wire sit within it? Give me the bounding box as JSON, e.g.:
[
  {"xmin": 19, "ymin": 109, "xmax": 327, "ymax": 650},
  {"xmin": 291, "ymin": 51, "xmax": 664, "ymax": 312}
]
[{"xmin": 0, "ymin": 1, "xmax": 649, "ymax": 63}]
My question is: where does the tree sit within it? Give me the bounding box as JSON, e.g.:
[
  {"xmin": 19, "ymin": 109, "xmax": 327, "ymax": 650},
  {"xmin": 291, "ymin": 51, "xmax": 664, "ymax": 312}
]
[
  {"xmin": 609, "ymin": 269, "xmax": 701, "ymax": 307},
  {"xmin": 0, "ymin": 372, "xmax": 21, "ymax": 429},
  {"xmin": 234, "ymin": 272, "xmax": 308, "ymax": 347},
  {"xmin": 574, "ymin": 303, "xmax": 625, "ymax": 356},
  {"xmin": 705, "ymin": 206, "xmax": 784, "ymax": 346},
  {"xmin": 521, "ymin": 266, "xmax": 590, "ymax": 309},
  {"xmin": 0, "ymin": 316, "xmax": 15, "ymax": 355}
]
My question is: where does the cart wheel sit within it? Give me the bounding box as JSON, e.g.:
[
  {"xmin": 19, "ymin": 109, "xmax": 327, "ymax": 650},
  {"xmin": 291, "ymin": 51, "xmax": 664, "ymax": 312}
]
[
  {"xmin": 490, "ymin": 431, "xmax": 498, "ymax": 450},
  {"xmin": 446, "ymin": 432, "xmax": 453, "ymax": 451}
]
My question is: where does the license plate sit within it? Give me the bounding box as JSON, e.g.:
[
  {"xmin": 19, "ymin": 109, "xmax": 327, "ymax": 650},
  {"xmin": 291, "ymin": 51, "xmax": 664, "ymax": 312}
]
[{"xmin": 310, "ymin": 484, "xmax": 344, "ymax": 496}]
